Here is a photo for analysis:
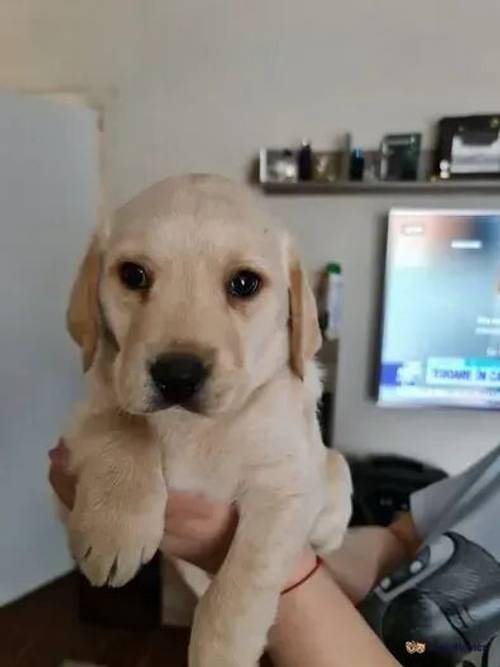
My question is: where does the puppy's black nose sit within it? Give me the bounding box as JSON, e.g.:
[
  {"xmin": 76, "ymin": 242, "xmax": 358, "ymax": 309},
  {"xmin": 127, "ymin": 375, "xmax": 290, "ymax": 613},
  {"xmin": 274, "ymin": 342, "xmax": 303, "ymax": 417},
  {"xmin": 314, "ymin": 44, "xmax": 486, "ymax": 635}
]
[{"xmin": 150, "ymin": 354, "xmax": 208, "ymax": 405}]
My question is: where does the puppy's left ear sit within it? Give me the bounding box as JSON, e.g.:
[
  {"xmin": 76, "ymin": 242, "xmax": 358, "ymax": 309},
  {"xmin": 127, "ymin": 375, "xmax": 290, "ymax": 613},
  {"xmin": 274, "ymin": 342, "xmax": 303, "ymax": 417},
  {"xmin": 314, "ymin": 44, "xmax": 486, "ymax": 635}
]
[{"xmin": 287, "ymin": 238, "xmax": 322, "ymax": 379}]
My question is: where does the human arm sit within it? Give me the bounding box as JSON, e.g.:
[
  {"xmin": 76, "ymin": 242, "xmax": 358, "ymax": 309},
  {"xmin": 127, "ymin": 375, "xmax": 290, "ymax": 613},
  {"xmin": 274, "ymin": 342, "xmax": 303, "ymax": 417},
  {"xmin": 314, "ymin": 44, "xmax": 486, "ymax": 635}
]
[
  {"xmin": 322, "ymin": 514, "xmax": 418, "ymax": 604},
  {"xmin": 49, "ymin": 441, "xmax": 405, "ymax": 666},
  {"xmin": 269, "ymin": 549, "xmax": 402, "ymax": 667}
]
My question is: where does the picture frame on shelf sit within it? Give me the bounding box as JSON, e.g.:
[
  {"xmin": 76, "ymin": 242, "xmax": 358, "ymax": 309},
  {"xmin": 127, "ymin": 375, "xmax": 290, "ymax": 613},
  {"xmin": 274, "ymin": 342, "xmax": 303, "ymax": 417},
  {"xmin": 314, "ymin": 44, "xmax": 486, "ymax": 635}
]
[
  {"xmin": 434, "ymin": 115, "xmax": 500, "ymax": 180},
  {"xmin": 259, "ymin": 148, "xmax": 298, "ymax": 184}
]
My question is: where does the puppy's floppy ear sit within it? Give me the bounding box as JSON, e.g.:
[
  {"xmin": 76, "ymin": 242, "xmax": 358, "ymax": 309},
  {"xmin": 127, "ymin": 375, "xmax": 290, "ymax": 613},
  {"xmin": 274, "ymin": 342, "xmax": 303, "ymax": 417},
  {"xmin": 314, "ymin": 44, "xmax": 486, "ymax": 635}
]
[
  {"xmin": 286, "ymin": 237, "xmax": 322, "ymax": 379},
  {"xmin": 66, "ymin": 235, "xmax": 101, "ymax": 372}
]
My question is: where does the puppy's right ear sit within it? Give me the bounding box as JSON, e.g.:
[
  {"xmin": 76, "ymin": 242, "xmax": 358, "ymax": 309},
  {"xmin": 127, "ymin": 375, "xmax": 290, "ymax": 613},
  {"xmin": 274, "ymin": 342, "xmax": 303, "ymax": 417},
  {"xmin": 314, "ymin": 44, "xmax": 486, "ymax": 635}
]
[
  {"xmin": 286, "ymin": 236, "xmax": 322, "ymax": 380},
  {"xmin": 66, "ymin": 235, "xmax": 101, "ymax": 372}
]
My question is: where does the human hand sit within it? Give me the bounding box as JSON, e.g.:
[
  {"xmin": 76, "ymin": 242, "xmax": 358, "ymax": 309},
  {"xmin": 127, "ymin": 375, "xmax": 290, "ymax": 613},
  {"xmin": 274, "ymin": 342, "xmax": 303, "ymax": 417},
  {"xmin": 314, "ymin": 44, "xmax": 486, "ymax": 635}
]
[
  {"xmin": 49, "ymin": 439, "xmax": 237, "ymax": 573},
  {"xmin": 49, "ymin": 439, "xmax": 314, "ymax": 585}
]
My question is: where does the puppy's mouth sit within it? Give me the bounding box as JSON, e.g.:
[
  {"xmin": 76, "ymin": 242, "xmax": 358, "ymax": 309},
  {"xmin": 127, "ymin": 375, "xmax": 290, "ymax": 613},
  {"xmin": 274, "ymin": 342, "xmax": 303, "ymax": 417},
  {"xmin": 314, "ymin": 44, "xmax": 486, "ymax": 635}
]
[
  {"xmin": 146, "ymin": 394, "xmax": 206, "ymax": 415},
  {"xmin": 141, "ymin": 381, "xmax": 237, "ymax": 417}
]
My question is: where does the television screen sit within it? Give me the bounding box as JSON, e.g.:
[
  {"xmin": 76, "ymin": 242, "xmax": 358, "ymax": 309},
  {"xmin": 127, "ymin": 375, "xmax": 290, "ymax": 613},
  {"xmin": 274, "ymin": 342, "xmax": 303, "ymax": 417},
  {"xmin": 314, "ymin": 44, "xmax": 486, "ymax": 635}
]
[{"xmin": 378, "ymin": 209, "xmax": 500, "ymax": 409}]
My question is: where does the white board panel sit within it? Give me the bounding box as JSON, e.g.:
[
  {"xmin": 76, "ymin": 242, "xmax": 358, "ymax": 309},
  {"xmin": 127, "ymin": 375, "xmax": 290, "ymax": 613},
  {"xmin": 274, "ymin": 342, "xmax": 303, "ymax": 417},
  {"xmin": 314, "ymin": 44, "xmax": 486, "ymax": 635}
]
[{"xmin": 0, "ymin": 92, "xmax": 98, "ymax": 605}]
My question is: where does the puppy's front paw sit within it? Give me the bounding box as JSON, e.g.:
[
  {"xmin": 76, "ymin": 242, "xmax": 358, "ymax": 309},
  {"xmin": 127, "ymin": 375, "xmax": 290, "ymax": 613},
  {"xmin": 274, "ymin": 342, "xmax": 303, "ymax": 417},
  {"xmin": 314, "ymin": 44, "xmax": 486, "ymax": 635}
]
[{"xmin": 68, "ymin": 499, "xmax": 165, "ymax": 587}]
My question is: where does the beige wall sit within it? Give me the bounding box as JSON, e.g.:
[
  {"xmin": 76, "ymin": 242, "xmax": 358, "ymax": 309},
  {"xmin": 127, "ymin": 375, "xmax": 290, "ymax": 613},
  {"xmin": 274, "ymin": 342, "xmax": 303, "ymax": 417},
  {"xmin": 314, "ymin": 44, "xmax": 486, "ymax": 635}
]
[{"xmin": 1, "ymin": 0, "xmax": 499, "ymax": 473}]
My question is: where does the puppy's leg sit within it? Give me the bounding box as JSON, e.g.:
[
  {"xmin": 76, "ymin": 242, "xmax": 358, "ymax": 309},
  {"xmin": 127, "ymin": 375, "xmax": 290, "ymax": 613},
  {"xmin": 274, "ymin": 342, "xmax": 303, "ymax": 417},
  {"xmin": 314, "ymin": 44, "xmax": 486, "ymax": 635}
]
[
  {"xmin": 67, "ymin": 427, "xmax": 167, "ymax": 587},
  {"xmin": 189, "ymin": 488, "xmax": 306, "ymax": 667},
  {"xmin": 311, "ymin": 449, "xmax": 352, "ymax": 554}
]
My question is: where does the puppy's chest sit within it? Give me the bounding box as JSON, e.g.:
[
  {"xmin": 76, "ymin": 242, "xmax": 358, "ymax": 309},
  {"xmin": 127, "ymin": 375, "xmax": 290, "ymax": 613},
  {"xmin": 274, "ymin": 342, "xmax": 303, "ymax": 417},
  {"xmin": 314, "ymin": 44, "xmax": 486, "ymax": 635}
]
[
  {"xmin": 155, "ymin": 417, "xmax": 243, "ymax": 501},
  {"xmin": 151, "ymin": 383, "xmax": 313, "ymax": 502}
]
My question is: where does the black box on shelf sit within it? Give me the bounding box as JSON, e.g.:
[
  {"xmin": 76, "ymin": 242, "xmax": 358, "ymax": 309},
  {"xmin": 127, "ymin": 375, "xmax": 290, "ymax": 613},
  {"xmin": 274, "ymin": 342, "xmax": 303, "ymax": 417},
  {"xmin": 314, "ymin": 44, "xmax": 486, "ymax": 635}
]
[{"xmin": 379, "ymin": 133, "xmax": 421, "ymax": 181}]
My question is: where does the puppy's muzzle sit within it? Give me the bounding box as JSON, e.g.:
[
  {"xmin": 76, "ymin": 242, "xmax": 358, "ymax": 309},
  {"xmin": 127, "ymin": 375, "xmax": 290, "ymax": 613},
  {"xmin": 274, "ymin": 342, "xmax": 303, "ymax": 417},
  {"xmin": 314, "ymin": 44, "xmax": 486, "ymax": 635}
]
[{"xmin": 150, "ymin": 353, "xmax": 208, "ymax": 407}]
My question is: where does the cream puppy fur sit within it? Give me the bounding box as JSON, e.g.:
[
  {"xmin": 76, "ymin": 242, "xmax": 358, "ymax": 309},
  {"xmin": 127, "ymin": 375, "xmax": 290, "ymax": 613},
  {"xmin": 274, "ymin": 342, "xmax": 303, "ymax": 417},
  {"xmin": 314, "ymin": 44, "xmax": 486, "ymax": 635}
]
[{"xmin": 63, "ymin": 174, "xmax": 352, "ymax": 667}]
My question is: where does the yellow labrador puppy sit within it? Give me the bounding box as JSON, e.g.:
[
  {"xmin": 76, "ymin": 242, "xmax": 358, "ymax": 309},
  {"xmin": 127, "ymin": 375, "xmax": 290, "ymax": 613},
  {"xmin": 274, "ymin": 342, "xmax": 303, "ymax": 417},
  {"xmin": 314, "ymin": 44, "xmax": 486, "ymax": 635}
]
[{"xmin": 63, "ymin": 174, "xmax": 352, "ymax": 667}]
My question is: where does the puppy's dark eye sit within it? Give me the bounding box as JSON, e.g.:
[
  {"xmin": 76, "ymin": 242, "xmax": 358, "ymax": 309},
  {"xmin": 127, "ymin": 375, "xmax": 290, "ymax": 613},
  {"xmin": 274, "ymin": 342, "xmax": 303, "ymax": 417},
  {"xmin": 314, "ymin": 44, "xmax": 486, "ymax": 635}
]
[
  {"xmin": 118, "ymin": 262, "xmax": 151, "ymax": 290},
  {"xmin": 227, "ymin": 270, "xmax": 262, "ymax": 299}
]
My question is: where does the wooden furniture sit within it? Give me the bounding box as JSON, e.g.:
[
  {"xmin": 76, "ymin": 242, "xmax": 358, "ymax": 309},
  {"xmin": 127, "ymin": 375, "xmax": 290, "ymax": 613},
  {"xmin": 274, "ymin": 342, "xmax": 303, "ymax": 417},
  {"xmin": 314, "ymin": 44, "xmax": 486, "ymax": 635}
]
[
  {"xmin": 0, "ymin": 572, "xmax": 189, "ymax": 667},
  {"xmin": 0, "ymin": 571, "xmax": 273, "ymax": 667},
  {"xmin": 262, "ymin": 179, "xmax": 500, "ymax": 195}
]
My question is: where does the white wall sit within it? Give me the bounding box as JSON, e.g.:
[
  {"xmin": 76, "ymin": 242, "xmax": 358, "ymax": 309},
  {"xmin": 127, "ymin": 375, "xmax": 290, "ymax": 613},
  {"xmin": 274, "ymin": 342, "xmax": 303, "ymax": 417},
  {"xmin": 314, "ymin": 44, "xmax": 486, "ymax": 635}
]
[{"xmin": 0, "ymin": 0, "xmax": 499, "ymax": 475}]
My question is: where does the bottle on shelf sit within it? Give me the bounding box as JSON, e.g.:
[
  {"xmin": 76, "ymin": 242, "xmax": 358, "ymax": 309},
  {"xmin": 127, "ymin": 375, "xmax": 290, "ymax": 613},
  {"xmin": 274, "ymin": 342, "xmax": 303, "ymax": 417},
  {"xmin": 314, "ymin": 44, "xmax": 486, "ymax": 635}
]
[
  {"xmin": 324, "ymin": 262, "xmax": 343, "ymax": 341},
  {"xmin": 317, "ymin": 262, "xmax": 343, "ymax": 447},
  {"xmin": 298, "ymin": 139, "xmax": 313, "ymax": 181},
  {"xmin": 349, "ymin": 148, "xmax": 365, "ymax": 181}
]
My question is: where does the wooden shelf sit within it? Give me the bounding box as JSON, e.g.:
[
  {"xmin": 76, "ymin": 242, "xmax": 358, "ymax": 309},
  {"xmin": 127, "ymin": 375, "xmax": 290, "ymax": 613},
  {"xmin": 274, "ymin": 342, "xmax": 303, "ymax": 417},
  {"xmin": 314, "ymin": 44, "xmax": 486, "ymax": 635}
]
[{"xmin": 261, "ymin": 180, "xmax": 500, "ymax": 195}]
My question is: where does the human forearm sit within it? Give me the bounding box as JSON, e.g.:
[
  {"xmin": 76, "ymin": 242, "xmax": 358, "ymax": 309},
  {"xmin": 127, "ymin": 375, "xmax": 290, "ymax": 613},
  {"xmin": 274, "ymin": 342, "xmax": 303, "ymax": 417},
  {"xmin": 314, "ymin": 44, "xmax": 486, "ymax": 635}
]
[
  {"xmin": 322, "ymin": 522, "xmax": 412, "ymax": 604},
  {"xmin": 269, "ymin": 558, "xmax": 402, "ymax": 667}
]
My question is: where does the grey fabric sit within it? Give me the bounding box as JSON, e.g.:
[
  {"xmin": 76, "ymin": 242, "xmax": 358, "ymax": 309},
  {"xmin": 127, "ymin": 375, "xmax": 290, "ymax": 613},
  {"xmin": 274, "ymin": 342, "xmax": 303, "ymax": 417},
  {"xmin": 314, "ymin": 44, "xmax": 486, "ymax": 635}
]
[
  {"xmin": 409, "ymin": 444, "xmax": 500, "ymax": 666},
  {"xmin": 411, "ymin": 444, "xmax": 500, "ymax": 554}
]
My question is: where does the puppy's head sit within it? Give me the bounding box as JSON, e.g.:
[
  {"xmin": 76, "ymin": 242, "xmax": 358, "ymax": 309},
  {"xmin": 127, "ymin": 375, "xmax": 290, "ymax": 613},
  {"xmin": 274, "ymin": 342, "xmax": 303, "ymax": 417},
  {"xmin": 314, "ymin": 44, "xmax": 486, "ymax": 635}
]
[{"xmin": 67, "ymin": 175, "xmax": 320, "ymax": 416}]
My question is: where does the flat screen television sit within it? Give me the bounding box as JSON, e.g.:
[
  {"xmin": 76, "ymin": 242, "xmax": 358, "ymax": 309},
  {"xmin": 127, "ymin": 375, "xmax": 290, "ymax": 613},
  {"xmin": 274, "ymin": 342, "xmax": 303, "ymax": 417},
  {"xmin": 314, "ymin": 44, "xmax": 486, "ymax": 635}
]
[{"xmin": 378, "ymin": 209, "xmax": 500, "ymax": 409}]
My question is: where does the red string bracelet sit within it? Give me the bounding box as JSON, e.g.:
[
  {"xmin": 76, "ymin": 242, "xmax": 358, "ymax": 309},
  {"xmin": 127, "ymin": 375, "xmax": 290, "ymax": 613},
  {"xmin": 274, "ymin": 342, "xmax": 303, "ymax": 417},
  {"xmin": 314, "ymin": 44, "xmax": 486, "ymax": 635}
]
[{"xmin": 281, "ymin": 555, "xmax": 323, "ymax": 595}]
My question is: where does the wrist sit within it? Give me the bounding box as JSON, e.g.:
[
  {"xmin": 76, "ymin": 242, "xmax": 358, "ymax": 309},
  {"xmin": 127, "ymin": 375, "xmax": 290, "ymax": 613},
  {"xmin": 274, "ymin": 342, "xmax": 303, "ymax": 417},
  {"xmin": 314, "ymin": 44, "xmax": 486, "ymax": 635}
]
[{"xmin": 282, "ymin": 549, "xmax": 319, "ymax": 593}]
